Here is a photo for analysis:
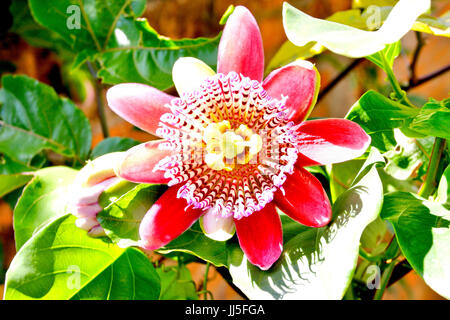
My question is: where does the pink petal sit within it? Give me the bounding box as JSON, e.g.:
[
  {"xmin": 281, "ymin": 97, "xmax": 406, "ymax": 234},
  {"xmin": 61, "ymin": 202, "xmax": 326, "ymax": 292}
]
[
  {"xmin": 217, "ymin": 6, "xmax": 264, "ymax": 81},
  {"xmin": 275, "ymin": 167, "xmax": 332, "ymax": 228},
  {"xmin": 106, "ymin": 83, "xmax": 175, "ymax": 136},
  {"xmin": 295, "ymin": 119, "xmax": 371, "ymax": 167},
  {"xmin": 234, "ymin": 203, "xmax": 283, "ymax": 270},
  {"xmin": 139, "ymin": 186, "xmax": 204, "ymax": 250},
  {"xmin": 263, "ymin": 60, "xmax": 320, "ymax": 123},
  {"xmin": 115, "ymin": 140, "xmax": 174, "ymax": 184}
]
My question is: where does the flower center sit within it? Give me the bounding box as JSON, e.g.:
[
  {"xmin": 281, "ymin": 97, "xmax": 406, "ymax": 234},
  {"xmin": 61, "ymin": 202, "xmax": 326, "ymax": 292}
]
[
  {"xmin": 203, "ymin": 120, "xmax": 262, "ymax": 171},
  {"xmin": 155, "ymin": 72, "xmax": 299, "ymax": 219}
]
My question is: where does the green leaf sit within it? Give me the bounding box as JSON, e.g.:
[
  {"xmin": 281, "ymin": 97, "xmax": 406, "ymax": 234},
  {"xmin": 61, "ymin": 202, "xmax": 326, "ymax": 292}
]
[
  {"xmin": 157, "ymin": 222, "xmax": 230, "ymax": 268},
  {"xmin": 27, "ymin": 0, "xmax": 222, "ymax": 90},
  {"xmin": 366, "ymin": 41, "xmax": 401, "ymax": 71},
  {"xmin": 436, "ymin": 165, "xmax": 450, "ymax": 203},
  {"xmin": 0, "ymin": 75, "xmax": 92, "ymax": 166},
  {"xmin": 0, "ymin": 173, "xmax": 32, "ymax": 198},
  {"xmin": 4, "ymin": 214, "xmax": 160, "ymax": 300},
  {"xmin": 97, "ymin": 180, "xmax": 229, "ymax": 267},
  {"xmin": 97, "ymin": 182, "xmax": 167, "ymax": 248},
  {"xmin": 13, "ymin": 166, "xmax": 78, "ymax": 250},
  {"xmin": 97, "ymin": 17, "xmax": 220, "ymax": 90},
  {"xmin": 157, "ymin": 265, "xmax": 198, "ymax": 300},
  {"xmin": 228, "ymin": 149, "xmax": 384, "ymax": 299},
  {"xmin": 406, "ymin": 98, "xmax": 450, "ymax": 140},
  {"xmin": 329, "ymin": 159, "xmax": 365, "ymax": 201},
  {"xmin": 28, "ymin": 0, "xmax": 146, "ymax": 52},
  {"xmin": 283, "ymin": 0, "xmax": 429, "ymax": 58},
  {"xmin": 381, "ymin": 192, "xmax": 450, "ymax": 299},
  {"xmin": 9, "ymin": 0, "xmax": 70, "ymax": 50},
  {"xmin": 345, "ymin": 90, "xmax": 418, "ymax": 152},
  {"xmin": 91, "ymin": 137, "xmax": 140, "ymax": 159}
]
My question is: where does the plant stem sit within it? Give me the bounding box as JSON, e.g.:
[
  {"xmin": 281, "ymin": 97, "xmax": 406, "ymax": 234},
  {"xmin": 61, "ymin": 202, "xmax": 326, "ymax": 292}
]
[
  {"xmin": 86, "ymin": 61, "xmax": 109, "ymax": 138},
  {"xmin": 317, "ymin": 58, "xmax": 364, "ymax": 102},
  {"xmin": 403, "ymin": 63, "xmax": 450, "ymax": 91},
  {"xmin": 203, "ymin": 262, "xmax": 210, "ymax": 300},
  {"xmin": 373, "ymin": 260, "xmax": 396, "ymax": 300},
  {"xmin": 418, "ymin": 137, "xmax": 447, "ymax": 198},
  {"xmin": 409, "ymin": 31, "xmax": 424, "ymax": 85},
  {"xmin": 381, "ymin": 54, "xmax": 415, "ymax": 108}
]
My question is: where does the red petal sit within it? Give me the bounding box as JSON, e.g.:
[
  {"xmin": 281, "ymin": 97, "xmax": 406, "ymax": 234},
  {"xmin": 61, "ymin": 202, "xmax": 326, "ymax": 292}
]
[
  {"xmin": 295, "ymin": 119, "xmax": 371, "ymax": 167},
  {"xmin": 234, "ymin": 203, "xmax": 283, "ymax": 270},
  {"xmin": 139, "ymin": 186, "xmax": 204, "ymax": 250},
  {"xmin": 106, "ymin": 83, "xmax": 174, "ymax": 136},
  {"xmin": 116, "ymin": 140, "xmax": 173, "ymax": 184},
  {"xmin": 217, "ymin": 6, "xmax": 264, "ymax": 81},
  {"xmin": 263, "ymin": 60, "xmax": 320, "ymax": 123},
  {"xmin": 275, "ymin": 167, "xmax": 331, "ymax": 227}
]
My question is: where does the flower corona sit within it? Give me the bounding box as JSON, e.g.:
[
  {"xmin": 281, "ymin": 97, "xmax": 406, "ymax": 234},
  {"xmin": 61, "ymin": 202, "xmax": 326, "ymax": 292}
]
[{"xmin": 154, "ymin": 71, "xmax": 299, "ymax": 220}]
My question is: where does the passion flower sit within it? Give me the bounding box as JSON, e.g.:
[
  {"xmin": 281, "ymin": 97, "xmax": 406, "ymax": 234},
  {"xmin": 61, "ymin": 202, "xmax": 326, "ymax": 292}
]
[{"xmin": 104, "ymin": 6, "xmax": 370, "ymax": 270}]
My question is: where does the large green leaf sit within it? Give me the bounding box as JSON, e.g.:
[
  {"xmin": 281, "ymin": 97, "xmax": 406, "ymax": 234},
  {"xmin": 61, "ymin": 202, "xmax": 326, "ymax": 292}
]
[
  {"xmin": 406, "ymin": 98, "xmax": 450, "ymax": 140},
  {"xmin": 28, "ymin": 0, "xmax": 146, "ymax": 52},
  {"xmin": 228, "ymin": 150, "xmax": 384, "ymax": 299},
  {"xmin": 345, "ymin": 90, "xmax": 418, "ymax": 152},
  {"xmin": 283, "ymin": 0, "xmax": 429, "ymax": 58},
  {"xmin": 13, "ymin": 166, "xmax": 78, "ymax": 250},
  {"xmin": 4, "ymin": 214, "xmax": 160, "ymax": 300},
  {"xmin": 381, "ymin": 192, "xmax": 450, "ymax": 299},
  {"xmin": 27, "ymin": 0, "xmax": 221, "ymax": 90},
  {"xmin": 97, "ymin": 182, "xmax": 167, "ymax": 248},
  {"xmin": 9, "ymin": 0, "xmax": 70, "ymax": 50},
  {"xmin": 0, "ymin": 75, "xmax": 92, "ymax": 166},
  {"xmin": 96, "ymin": 17, "xmax": 220, "ymax": 90}
]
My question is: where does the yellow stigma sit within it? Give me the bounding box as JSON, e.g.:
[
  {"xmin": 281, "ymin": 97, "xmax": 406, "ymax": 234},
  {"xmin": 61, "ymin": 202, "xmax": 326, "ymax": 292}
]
[{"xmin": 203, "ymin": 121, "xmax": 262, "ymax": 171}]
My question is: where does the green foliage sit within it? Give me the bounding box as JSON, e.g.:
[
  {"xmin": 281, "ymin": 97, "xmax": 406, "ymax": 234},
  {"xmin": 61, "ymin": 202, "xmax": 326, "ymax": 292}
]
[
  {"xmin": 366, "ymin": 41, "xmax": 401, "ymax": 71},
  {"xmin": 13, "ymin": 167, "xmax": 78, "ymax": 250},
  {"xmin": 98, "ymin": 182, "xmax": 167, "ymax": 248},
  {"xmin": 26, "ymin": 0, "xmax": 221, "ymax": 90},
  {"xmin": 158, "ymin": 222, "xmax": 231, "ymax": 268},
  {"xmin": 407, "ymin": 99, "xmax": 450, "ymax": 140},
  {"xmin": 4, "ymin": 214, "xmax": 161, "ymax": 300},
  {"xmin": 346, "ymin": 90, "xmax": 418, "ymax": 152},
  {"xmin": 0, "ymin": 173, "xmax": 32, "ymax": 198},
  {"xmin": 91, "ymin": 137, "xmax": 140, "ymax": 159},
  {"xmin": 157, "ymin": 264, "xmax": 198, "ymax": 300},
  {"xmin": 0, "ymin": 75, "xmax": 92, "ymax": 167},
  {"xmin": 381, "ymin": 191, "xmax": 450, "ymax": 299}
]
